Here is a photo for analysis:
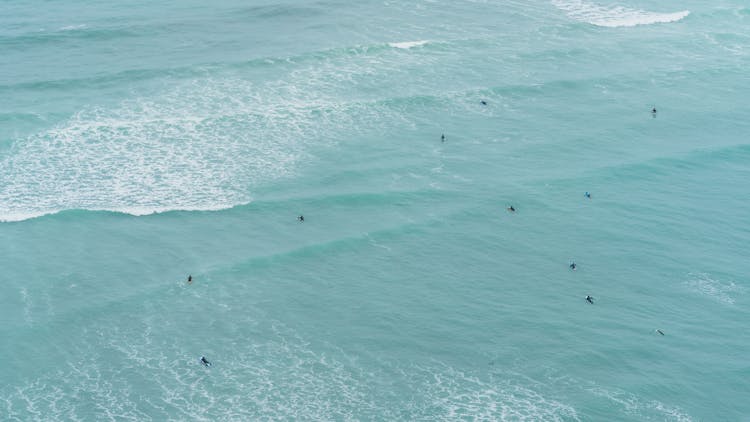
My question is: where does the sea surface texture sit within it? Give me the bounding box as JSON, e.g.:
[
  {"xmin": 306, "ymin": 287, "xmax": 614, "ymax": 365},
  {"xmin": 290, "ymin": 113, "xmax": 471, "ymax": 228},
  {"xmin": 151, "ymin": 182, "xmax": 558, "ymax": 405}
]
[{"xmin": 1, "ymin": 0, "xmax": 748, "ymax": 420}]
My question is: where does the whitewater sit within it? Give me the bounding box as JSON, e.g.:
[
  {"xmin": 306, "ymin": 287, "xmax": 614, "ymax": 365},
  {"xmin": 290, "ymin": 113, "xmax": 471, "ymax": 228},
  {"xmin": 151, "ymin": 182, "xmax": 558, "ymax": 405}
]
[{"xmin": 1, "ymin": 0, "xmax": 748, "ymax": 420}]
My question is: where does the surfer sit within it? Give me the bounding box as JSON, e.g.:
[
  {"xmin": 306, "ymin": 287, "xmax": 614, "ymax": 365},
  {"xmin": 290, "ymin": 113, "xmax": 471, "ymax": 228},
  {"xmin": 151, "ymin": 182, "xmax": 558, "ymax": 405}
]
[
  {"xmin": 298, "ymin": 215, "xmax": 304, "ymax": 222},
  {"xmin": 481, "ymin": 100, "xmax": 488, "ymax": 106},
  {"xmin": 586, "ymin": 295, "xmax": 594, "ymax": 304},
  {"xmin": 656, "ymin": 329, "xmax": 665, "ymax": 336},
  {"xmin": 570, "ymin": 262, "xmax": 577, "ymax": 270},
  {"xmin": 585, "ymin": 192, "xmax": 591, "ymax": 199},
  {"xmin": 441, "ymin": 134, "xmax": 445, "ymax": 142},
  {"xmin": 200, "ymin": 356, "xmax": 211, "ymax": 367},
  {"xmin": 651, "ymin": 107, "xmax": 657, "ymax": 116},
  {"xmin": 187, "ymin": 275, "xmax": 192, "ymax": 284},
  {"xmin": 507, "ymin": 205, "xmax": 516, "ymax": 212}
]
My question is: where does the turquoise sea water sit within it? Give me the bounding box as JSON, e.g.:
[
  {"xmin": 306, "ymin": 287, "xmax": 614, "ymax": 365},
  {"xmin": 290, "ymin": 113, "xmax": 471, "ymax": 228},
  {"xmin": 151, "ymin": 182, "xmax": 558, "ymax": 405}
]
[{"xmin": 2, "ymin": 0, "xmax": 749, "ymax": 420}]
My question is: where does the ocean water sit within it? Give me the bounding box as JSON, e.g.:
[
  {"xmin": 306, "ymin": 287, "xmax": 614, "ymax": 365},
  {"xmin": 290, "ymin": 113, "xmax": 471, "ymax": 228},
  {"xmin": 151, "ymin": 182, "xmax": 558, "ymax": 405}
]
[{"xmin": 1, "ymin": 0, "xmax": 749, "ymax": 420}]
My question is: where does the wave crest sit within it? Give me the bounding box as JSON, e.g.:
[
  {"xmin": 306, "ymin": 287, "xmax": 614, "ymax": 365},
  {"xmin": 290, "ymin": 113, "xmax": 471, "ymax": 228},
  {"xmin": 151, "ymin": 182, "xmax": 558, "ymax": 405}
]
[{"xmin": 552, "ymin": 0, "xmax": 689, "ymax": 27}]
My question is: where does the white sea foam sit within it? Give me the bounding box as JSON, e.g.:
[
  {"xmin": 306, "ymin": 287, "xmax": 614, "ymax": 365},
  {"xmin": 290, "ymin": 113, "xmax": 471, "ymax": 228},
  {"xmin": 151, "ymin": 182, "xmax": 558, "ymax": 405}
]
[
  {"xmin": 589, "ymin": 387, "xmax": 694, "ymax": 421},
  {"xmin": 2, "ymin": 320, "xmax": 381, "ymax": 421},
  {"xmin": 551, "ymin": 0, "xmax": 689, "ymax": 27},
  {"xmin": 389, "ymin": 40, "xmax": 429, "ymax": 49},
  {"xmin": 59, "ymin": 24, "xmax": 87, "ymax": 31},
  {"xmin": 0, "ymin": 70, "xmax": 404, "ymax": 222},
  {"xmin": 405, "ymin": 364, "xmax": 580, "ymax": 421},
  {"xmin": 2, "ymin": 298, "xmax": 580, "ymax": 421},
  {"xmin": 684, "ymin": 272, "xmax": 743, "ymax": 305}
]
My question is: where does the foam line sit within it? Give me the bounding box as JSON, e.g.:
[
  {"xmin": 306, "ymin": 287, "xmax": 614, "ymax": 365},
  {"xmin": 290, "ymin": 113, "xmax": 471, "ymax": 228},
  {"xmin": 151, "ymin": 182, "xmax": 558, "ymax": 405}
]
[{"xmin": 388, "ymin": 40, "xmax": 429, "ymax": 49}]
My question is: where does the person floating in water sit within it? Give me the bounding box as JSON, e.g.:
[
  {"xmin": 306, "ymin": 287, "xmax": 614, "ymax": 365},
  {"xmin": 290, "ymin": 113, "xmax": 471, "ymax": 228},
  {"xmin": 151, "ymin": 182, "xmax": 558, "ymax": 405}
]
[
  {"xmin": 187, "ymin": 275, "xmax": 192, "ymax": 284},
  {"xmin": 200, "ymin": 356, "xmax": 211, "ymax": 367},
  {"xmin": 570, "ymin": 262, "xmax": 577, "ymax": 270},
  {"xmin": 480, "ymin": 100, "xmax": 488, "ymax": 106},
  {"xmin": 507, "ymin": 205, "xmax": 516, "ymax": 212},
  {"xmin": 656, "ymin": 329, "xmax": 665, "ymax": 336},
  {"xmin": 441, "ymin": 134, "xmax": 445, "ymax": 142},
  {"xmin": 652, "ymin": 107, "xmax": 657, "ymax": 117},
  {"xmin": 298, "ymin": 215, "xmax": 304, "ymax": 222},
  {"xmin": 586, "ymin": 295, "xmax": 594, "ymax": 304},
  {"xmin": 584, "ymin": 192, "xmax": 591, "ymax": 199}
]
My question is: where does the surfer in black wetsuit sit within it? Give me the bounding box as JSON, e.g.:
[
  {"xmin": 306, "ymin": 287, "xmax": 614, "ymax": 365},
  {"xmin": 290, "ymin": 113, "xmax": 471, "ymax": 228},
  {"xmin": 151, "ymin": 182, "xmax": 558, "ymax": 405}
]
[
  {"xmin": 586, "ymin": 295, "xmax": 594, "ymax": 304},
  {"xmin": 441, "ymin": 134, "xmax": 445, "ymax": 142},
  {"xmin": 201, "ymin": 356, "xmax": 211, "ymax": 367},
  {"xmin": 570, "ymin": 262, "xmax": 577, "ymax": 270},
  {"xmin": 298, "ymin": 215, "xmax": 304, "ymax": 222},
  {"xmin": 187, "ymin": 275, "xmax": 192, "ymax": 284},
  {"xmin": 656, "ymin": 329, "xmax": 665, "ymax": 336},
  {"xmin": 481, "ymin": 100, "xmax": 488, "ymax": 106},
  {"xmin": 507, "ymin": 205, "xmax": 515, "ymax": 212},
  {"xmin": 652, "ymin": 107, "xmax": 657, "ymax": 116},
  {"xmin": 585, "ymin": 192, "xmax": 591, "ymax": 199}
]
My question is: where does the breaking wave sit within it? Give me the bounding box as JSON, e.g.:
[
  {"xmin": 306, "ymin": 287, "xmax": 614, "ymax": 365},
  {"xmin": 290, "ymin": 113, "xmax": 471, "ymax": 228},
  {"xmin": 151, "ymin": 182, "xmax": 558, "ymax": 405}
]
[{"xmin": 552, "ymin": 0, "xmax": 689, "ymax": 27}]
